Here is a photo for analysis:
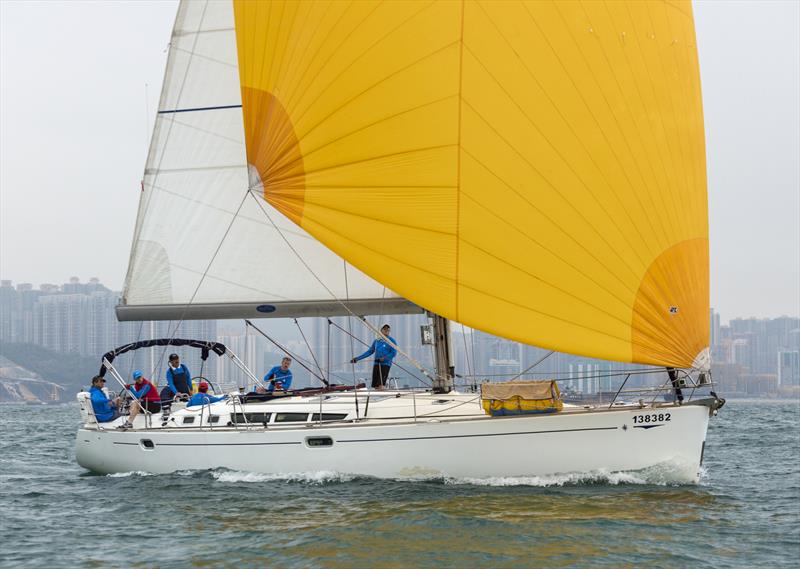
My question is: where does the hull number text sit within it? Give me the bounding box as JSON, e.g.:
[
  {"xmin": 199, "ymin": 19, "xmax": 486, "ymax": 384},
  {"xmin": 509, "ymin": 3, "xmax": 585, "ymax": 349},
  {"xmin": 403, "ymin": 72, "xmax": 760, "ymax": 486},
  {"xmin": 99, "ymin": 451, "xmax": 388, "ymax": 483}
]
[{"xmin": 632, "ymin": 413, "xmax": 671, "ymax": 424}]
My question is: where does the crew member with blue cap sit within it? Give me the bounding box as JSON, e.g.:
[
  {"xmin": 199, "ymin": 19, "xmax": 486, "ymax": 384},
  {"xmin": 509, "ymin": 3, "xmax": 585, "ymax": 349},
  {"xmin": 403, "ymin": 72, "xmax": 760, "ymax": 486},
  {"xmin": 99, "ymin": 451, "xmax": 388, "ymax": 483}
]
[
  {"xmin": 121, "ymin": 370, "xmax": 161, "ymax": 429},
  {"xmin": 351, "ymin": 324, "xmax": 397, "ymax": 390}
]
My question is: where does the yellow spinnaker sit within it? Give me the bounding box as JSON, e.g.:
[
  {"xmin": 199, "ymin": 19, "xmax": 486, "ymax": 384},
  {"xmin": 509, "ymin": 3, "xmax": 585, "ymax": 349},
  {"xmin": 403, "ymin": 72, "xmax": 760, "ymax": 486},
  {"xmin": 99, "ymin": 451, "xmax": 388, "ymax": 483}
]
[{"xmin": 233, "ymin": 0, "xmax": 709, "ymax": 368}]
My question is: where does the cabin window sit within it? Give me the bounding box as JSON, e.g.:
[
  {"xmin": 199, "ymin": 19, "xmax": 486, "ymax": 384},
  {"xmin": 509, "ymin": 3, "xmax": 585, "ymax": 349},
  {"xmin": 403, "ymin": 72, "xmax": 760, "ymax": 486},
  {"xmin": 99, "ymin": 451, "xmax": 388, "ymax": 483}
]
[
  {"xmin": 306, "ymin": 436, "xmax": 333, "ymax": 447},
  {"xmin": 208, "ymin": 415, "xmax": 221, "ymax": 424},
  {"xmin": 274, "ymin": 413, "xmax": 309, "ymax": 423},
  {"xmin": 311, "ymin": 413, "xmax": 348, "ymax": 422},
  {"xmin": 182, "ymin": 416, "xmax": 195, "ymax": 425},
  {"xmin": 232, "ymin": 413, "xmax": 271, "ymax": 424}
]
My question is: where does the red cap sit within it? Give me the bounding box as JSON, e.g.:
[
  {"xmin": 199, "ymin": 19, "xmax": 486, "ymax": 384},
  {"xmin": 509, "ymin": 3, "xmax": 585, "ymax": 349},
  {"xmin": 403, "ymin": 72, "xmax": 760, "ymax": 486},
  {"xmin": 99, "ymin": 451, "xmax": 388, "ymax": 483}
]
[{"xmin": 198, "ymin": 381, "xmax": 209, "ymax": 392}]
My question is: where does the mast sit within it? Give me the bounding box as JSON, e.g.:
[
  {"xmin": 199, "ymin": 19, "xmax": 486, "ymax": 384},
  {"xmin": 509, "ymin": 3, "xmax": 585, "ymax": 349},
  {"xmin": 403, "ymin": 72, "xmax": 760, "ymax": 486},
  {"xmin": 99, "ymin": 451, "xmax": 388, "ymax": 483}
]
[{"xmin": 431, "ymin": 314, "xmax": 454, "ymax": 394}]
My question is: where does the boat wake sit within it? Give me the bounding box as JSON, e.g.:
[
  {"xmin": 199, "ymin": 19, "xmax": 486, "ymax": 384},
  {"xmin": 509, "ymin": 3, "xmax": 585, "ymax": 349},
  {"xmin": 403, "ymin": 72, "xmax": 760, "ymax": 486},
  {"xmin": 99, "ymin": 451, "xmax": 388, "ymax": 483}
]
[
  {"xmin": 209, "ymin": 469, "xmax": 358, "ymax": 485},
  {"xmin": 104, "ymin": 460, "xmax": 703, "ymax": 486},
  {"xmin": 447, "ymin": 461, "xmax": 705, "ymax": 487}
]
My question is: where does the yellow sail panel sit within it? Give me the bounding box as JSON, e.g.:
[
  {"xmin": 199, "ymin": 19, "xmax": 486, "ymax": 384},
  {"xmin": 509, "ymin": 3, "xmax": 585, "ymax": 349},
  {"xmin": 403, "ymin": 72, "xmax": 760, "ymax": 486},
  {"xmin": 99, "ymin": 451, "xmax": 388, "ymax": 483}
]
[{"xmin": 233, "ymin": 0, "xmax": 709, "ymax": 368}]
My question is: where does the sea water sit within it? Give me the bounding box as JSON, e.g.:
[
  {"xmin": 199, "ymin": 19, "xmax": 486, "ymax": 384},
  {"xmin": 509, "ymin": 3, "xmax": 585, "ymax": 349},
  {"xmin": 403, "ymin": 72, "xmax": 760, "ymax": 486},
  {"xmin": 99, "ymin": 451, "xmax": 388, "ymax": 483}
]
[{"xmin": 1, "ymin": 400, "xmax": 798, "ymax": 568}]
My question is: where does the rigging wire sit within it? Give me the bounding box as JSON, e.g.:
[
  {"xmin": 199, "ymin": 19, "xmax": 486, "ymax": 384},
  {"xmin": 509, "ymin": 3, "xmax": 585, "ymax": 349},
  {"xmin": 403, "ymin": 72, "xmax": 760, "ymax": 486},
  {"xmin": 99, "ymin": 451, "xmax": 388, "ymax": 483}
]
[
  {"xmin": 150, "ymin": 189, "xmax": 252, "ymax": 378},
  {"xmin": 294, "ymin": 318, "xmax": 325, "ymax": 382},
  {"xmin": 245, "ymin": 319, "xmax": 329, "ymax": 386},
  {"xmin": 506, "ymin": 350, "xmax": 555, "ymax": 383},
  {"xmin": 343, "ymin": 263, "xmax": 361, "ymax": 418},
  {"xmin": 327, "ymin": 318, "xmax": 431, "ymax": 388},
  {"xmin": 246, "ymin": 190, "xmax": 440, "ymax": 383}
]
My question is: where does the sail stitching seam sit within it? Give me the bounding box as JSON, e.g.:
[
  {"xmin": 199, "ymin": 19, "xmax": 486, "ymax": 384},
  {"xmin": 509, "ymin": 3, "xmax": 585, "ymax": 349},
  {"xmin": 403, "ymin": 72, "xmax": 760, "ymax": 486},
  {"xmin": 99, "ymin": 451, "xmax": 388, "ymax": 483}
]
[
  {"xmin": 601, "ymin": 0, "xmax": 684, "ymax": 234},
  {"xmin": 575, "ymin": 2, "xmax": 673, "ymax": 250},
  {"xmin": 267, "ymin": 40, "xmax": 460, "ymax": 176},
  {"xmin": 515, "ymin": 2, "xmax": 657, "ymax": 267},
  {"xmin": 455, "ymin": 0, "xmax": 465, "ymax": 321},
  {"xmin": 460, "ymin": 39, "xmax": 643, "ymax": 282}
]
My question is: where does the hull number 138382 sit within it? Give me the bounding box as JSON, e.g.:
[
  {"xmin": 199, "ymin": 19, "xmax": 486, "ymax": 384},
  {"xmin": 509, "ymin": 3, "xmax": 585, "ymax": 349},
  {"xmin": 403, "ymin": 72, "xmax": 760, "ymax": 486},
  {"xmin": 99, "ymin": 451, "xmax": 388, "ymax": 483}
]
[{"xmin": 632, "ymin": 413, "xmax": 671, "ymax": 424}]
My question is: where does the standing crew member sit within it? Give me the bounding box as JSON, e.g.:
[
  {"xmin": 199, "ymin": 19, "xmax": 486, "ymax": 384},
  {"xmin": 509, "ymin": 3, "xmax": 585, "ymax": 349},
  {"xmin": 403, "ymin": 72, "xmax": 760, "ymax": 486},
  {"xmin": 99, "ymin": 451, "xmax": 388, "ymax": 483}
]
[
  {"xmin": 121, "ymin": 370, "xmax": 161, "ymax": 428},
  {"xmin": 256, "ymin": 357, "xmax": 293, "ymax": 393},
  {"xmin": 351, "ymin": 324, "xmax": 397, "ymax": 390},
  {"xmin": 162, "ymin": 353, "xmax": 192, "ymax": 401}
]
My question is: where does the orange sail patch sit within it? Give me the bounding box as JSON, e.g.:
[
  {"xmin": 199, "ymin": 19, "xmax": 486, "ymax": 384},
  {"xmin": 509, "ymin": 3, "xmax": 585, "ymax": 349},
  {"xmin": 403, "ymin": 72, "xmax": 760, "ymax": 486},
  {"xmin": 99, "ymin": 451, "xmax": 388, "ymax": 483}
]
[{"xmin": 242, "ymin": 86, "xmax": 306, "ymax": 225}]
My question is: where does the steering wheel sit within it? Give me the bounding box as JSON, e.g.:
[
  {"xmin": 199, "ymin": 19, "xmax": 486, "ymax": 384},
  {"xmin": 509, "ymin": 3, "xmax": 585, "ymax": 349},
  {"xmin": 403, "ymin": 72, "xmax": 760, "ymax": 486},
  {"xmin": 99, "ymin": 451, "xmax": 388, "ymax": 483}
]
[
  {"xmin": 115, "ymin": 387, "xmax": 132, "ymax": 412},
  {"xmin": 192, "ymin": 376, "xmax": 219, "ymax": 394}
]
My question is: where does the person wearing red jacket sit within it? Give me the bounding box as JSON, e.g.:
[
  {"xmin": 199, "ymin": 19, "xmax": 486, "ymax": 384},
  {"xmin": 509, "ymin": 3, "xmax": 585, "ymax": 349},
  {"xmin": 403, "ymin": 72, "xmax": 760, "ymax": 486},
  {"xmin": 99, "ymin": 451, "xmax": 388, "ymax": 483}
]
[{"xmin": 121, "ymin": 370, "xmax": 161, "ymax": 428}]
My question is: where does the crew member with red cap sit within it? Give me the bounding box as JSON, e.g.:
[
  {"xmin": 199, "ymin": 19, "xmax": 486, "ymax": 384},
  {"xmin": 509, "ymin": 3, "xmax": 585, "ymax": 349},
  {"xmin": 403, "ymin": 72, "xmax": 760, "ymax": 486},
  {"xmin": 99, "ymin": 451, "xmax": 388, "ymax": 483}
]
[{"xmin": 187, "ymin": 381, "xmax": 227, "ymax": 408}]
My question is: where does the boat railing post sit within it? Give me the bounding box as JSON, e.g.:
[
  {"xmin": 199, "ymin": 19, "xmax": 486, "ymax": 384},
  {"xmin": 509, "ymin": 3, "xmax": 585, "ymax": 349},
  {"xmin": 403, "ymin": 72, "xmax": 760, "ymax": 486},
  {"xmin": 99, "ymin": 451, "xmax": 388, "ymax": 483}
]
[
  {"xmin": 412, "ymin": 388, "xmax": 417, "ymax": 423},
  {"xmin": 685, "ymin": 370, "xmax": 700, "ymax": 402},
  {"xmin": 649, "ymin": 373, "xmax": 678, "ymax": 407},
  {"xmin": 230, "ymin": 393, "xmax": 240, "ymax": 430},
  {"xmin": 104, "ymin": 358, "xmax": 150, "ymax": 426}
]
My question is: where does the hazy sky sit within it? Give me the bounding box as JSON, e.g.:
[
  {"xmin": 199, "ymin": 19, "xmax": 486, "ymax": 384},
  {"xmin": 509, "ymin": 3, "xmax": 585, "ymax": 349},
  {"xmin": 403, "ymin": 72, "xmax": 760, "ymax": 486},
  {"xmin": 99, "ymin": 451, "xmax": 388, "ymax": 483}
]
[{"xmin": 1, "ymin": 0, "xmax": 798, "ymax": 321}]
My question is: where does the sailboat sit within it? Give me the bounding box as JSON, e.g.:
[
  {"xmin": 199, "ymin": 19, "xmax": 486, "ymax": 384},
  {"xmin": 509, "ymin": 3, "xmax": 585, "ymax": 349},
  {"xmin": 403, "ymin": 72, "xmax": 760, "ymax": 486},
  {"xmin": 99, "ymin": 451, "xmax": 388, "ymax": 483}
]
[{"xmin": 76, "ymin": 0, "xmax": 724, "ymax": 481}]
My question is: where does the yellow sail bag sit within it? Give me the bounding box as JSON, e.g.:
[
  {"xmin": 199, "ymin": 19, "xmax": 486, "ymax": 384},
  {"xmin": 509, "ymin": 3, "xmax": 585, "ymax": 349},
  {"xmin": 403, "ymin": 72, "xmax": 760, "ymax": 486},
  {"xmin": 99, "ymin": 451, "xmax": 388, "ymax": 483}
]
[{"xmin": 481, "ymin": 380, "xmax": 563, "ymax": 416}]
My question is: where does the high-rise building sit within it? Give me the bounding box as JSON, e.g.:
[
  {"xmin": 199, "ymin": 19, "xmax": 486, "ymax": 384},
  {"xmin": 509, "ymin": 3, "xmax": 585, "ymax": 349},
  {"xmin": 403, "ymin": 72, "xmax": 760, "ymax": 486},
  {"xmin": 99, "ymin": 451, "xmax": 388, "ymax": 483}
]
[{"xmin": 777, "ymin": 350, "xmax": 800, "ymax": 387}]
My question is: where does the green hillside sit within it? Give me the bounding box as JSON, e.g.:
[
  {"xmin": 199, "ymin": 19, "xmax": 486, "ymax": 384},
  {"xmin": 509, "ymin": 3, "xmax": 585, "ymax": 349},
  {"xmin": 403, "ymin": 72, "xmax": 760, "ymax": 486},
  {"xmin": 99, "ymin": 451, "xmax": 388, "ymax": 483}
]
[{"xmin": 0, "ymin": 343, "xmax": 99, "ymax": 395}]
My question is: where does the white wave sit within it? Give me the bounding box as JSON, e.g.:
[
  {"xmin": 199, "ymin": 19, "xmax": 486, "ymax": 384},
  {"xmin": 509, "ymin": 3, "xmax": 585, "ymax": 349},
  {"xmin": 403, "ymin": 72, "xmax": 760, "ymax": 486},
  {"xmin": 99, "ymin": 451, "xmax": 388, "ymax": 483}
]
[
  {"xmin": 210, "ymin": 469, "xmax": 357, "ymax": 484},
  {"xmin": 106, "ymin": 470, "xmax": 156, "ymax": 478},
  {"xmin": 445, "ymin": 461, "xmax": 699, "ymax": 487}
]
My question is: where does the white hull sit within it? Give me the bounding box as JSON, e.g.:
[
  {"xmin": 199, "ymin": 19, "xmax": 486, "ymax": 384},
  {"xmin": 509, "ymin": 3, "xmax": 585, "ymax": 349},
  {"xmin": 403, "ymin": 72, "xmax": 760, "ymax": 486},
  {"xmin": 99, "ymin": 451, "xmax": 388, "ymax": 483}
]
[{"xmin": 76, "ymin": 397, "xmax": 713, "ymax": 482}]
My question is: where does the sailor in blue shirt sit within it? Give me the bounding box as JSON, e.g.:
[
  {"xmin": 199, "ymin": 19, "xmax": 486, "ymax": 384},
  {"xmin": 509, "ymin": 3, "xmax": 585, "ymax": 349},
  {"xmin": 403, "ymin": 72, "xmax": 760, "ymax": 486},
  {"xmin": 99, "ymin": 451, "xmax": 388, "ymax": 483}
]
[
  {"xmin": 88, "ymin": 375, "xmax": 121, "ymax": 422},
  {"xmin": 351, "ymin": 324, "xmax": 397, "ymax": 390},
  {"xmin": 164, "ymin": 353, "xmax": 192, "ymax": 399},
  {"xmin": 261, "ymin": 357, "xmax": 293, "ymax": 392},
  {"xmin": 187, "ymin": 382, "xmax": 227, "ymax": 407}
]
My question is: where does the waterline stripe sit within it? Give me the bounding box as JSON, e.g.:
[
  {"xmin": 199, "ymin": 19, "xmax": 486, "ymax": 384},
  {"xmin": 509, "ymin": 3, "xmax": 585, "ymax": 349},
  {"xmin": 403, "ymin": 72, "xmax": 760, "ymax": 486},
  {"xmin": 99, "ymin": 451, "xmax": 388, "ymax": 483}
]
[{"xmin": 158, "ymin": 104, "xmax": 242, "ymax": 114}]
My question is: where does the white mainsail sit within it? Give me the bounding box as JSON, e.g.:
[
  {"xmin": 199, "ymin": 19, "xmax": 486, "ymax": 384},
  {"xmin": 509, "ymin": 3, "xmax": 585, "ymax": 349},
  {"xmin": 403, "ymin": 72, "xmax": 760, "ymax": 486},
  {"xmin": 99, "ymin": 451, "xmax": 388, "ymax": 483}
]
[{"xmin": 120, "ymin": 0, "xmax": 419, "ymax": 321}]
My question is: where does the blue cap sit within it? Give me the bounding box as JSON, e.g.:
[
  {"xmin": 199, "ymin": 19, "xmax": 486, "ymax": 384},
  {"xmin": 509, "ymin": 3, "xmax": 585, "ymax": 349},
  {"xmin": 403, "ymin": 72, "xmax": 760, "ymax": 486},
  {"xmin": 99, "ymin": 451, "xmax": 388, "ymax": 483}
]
[{"xmin": 132, "ymin": 370, "xmax": 143, "ymax": 380}]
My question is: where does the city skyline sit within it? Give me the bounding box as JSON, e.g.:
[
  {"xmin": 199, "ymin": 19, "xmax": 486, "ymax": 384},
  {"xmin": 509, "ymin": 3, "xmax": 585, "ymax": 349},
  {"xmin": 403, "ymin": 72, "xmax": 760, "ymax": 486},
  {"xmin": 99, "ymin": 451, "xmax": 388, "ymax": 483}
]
[{"xmin": 2, "ymin": 276, "xmax": 797, "ymax": 399}]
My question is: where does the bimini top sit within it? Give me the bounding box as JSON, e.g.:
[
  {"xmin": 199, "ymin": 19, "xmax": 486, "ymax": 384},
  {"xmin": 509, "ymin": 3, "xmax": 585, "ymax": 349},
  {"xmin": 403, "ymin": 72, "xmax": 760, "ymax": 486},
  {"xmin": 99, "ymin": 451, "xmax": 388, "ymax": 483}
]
[{"xmin": 99, "ymin": 339, "xmax": 227, "ymax": 377}]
